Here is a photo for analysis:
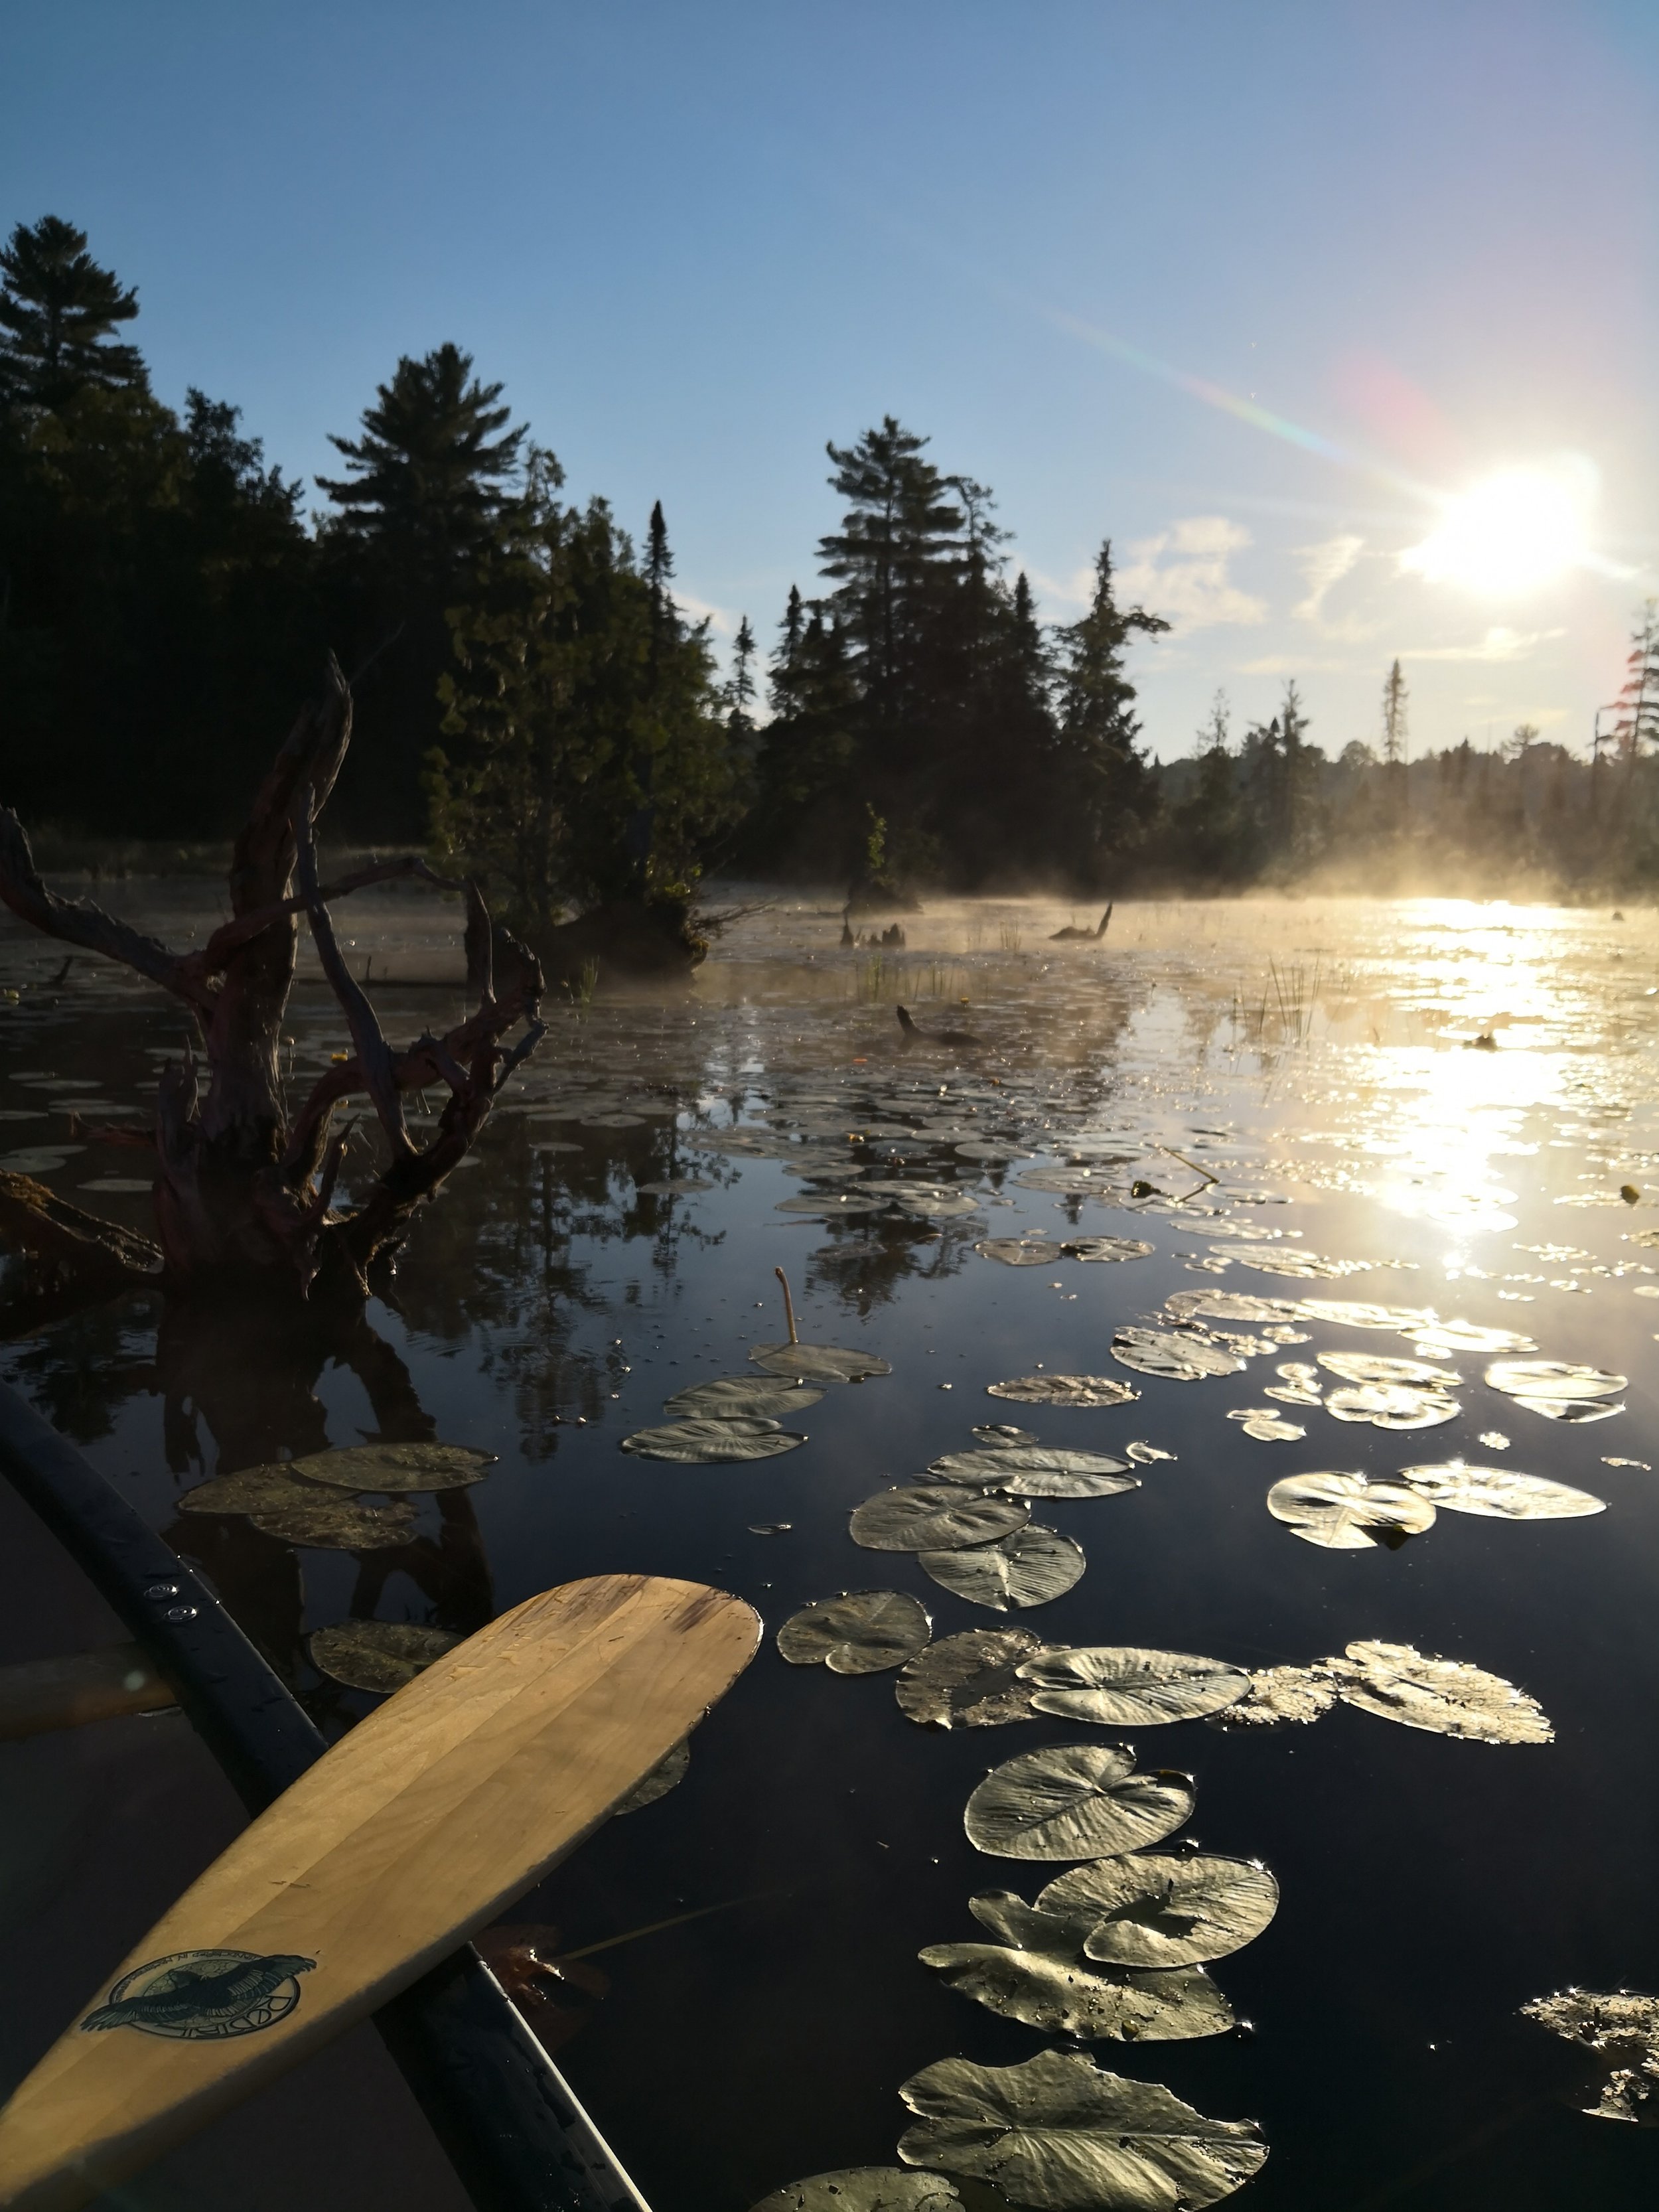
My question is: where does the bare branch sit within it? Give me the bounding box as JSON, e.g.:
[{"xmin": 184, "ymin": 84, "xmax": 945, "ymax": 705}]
[
  {"xmin": 229, "ymin": 657, "xmax": 353, "ymax": 918},
  {"xmin": 0, "ymin": 1171, "xmax": 162, "ymax": 1284},
  {"xmin": 463, "ymin": 880, "xmax": 494, "ymax": 1007},
  {"xmin": 192, "ymin": 855, "xmax": 443, "ymax": 978},
  {"xmin": 293, "ymin": 785, "xmax": 411, "ymax": 1160},
  {"xmin": 0, "ymin": 809, "xmax": 213, "ymax": 1015}
]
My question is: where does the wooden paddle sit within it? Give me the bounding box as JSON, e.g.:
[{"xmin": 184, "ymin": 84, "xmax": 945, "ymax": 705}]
[{"xmin": 0, "ymin": 1574, "xmax": 760, "ymax": 2212}]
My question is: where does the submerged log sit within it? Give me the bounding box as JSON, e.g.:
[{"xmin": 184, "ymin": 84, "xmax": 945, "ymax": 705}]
[{"xmin": 0, "ymin": 661, "xmax": 545, "ymax": 1311}]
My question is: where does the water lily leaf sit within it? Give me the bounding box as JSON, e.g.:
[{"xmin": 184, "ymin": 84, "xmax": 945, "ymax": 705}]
[
  {"xmin": 1229, "ymin": 1409, "xmax": 1307, "ymax": 1441},
  {"xmin": 1126, "ymin": 1441, "xmax": 1177, "ymax": 1464},
  {"xmin": 664, "ymin": 1376, "xmax": 826, "ymax": 1418},
  {"xmin": 928, "ymin": 1449, "xmax": 1138, "ymax": 1499},
  {"xmin": 1297, "ymin": 1299, "xmax": 1437, "ymax": 1333},
  {"xmin": 968, "ymin": 1889, "xmax": 1098, "ymax": 1956},
  {"xmin": 246, "ymin": 1495, "xmax": 419, "ymax": 1550},
  {"xmin": 851, "ymin": 1485, "xmax": 1029, "ymax": 1552},
  {"xmin": 919, "ymin": 1526, "xmax": 1085, "ymax": 1611},
  {"xmin": 1112, "ymin": 1330, "xmax": 1245, "ymax": 1382},
  {"xmin": 776, "ymin": 1590, "xmax": 932, "ymax": 1674},
  {"xmin": 988, "ymin": 1374, "xmax": 1140, "ymax": 1408},
  {"xmin": 750, "ymin": 2172, "xmax": 960, "ymax": 2212},
  {"xmin": 750, "ymin": 1341, "xmax": 893, "ymax": 1381},
  {"xmin": 1040, "ymin": 1853, "xmax": 1279, "ymax": 1967},
  {"xmin": 918, "ymin": 1943, "xmax": 1233, "ymax": 2041},
  {"xmin": 1224, "ymin": 1249, "xmax": 1368, "ymax": 1281},
  {"xmin": 620, "ymin": 1417, "xmax": 806, "ymax": 1463},
  {"xmin": 897, "ymin": 2048, "xmax": 1269, "ymax": 2209},
  {"xmin": 1267, "ymin": 1471, "xmax": 1437, "ymax": 1549},
  {"xmin": 1330, "ymin": 1639, "xmax": 1553, "ymax": 1744},
  {"xmin": 964, "ymin": 1744, "xmax": 1194, "ymax": 1860},
  {"xmin": 1485, "ymin": 1359, "xmax": 1626, "ymax": 1400},
  {"xmin": 974, "ymin": 1424, "xmax": 1039, "ymax": 1447},
  {"xmin": 1165, "ymin": 1290, "xmax": 1305, "ymax": 1326},
  {"xmin": 776, "ymin": 1193, "xmax": 892, "ymax": 1215},
  {"xmin": 308, "ymin": 1619, "xmax": 462, "ymax": 1694},
  {"xmin": 289, "ymin": 1441, "xmax": 498, "ymax": 1493},
  {"xmin": 1411, "ymin": 1319, "xmax": 1536, "ymax": 1355},
  {"xmin": 895, "ymin": 1627, "xmax": 1048, "ymax": 1728},
  {"xmin": 1063, "ymin": 1238, "xmax": 1155, "ymax": 1263},
  {"xmin": 1512, "ymin": 1398, "xmax": 1626, "ymax": 1424},
  {"xmin": 1324, "ymin": 1382, "xmax": 1460, "ymax": 1430},
  {"xmin": 1262, "ymin": 1383, "xmax": 1322, "ymax": 1406},
  {"xmin": 1317, "ymin": 1353, "xmax": 1461, "ymax": 1386},
  {"xmin": 181, "ymin": 1464, "xmax": 338, "ymax": 1514},
  {"xmin": 1210, "ymin": 1666, "xmax": 1337, "ymax": 1730},
  {"xmin": 613, "ymin": 1737, "xmax": 689, "ymax": 1812},
  {"xmin": 1018, "ymin": 1649, "xmax": 1249, "ymax": 1726},
  {"xmin": 1016, "ymin": 1166, "xmax": 1124, "ymax": 1196},
  {"xmin": 1396, "ymin": 1461, "xmax": 1607, "ymax": 1519},
  {"xmin": 975, "ymin": 1238, "xmax": 1066, "ymax": 1265},
  {"xmin": 1522, "ymin": 1989, "xmax": 1659, "ymax": 2123}
]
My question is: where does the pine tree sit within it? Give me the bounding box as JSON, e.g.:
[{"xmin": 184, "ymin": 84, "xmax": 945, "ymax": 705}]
[
  {"xmin": 0, "ymin": 216, "xmax": 145, "ymax": 409},
  {"xmin": 1174, "ymin": 691, "xmax": 1242, "ymax": 877},
  {"xmin": 645, "ymin": 498, "xmax": 676, "ymax": 644},
  {"xmin": 727, "ymin": 615, "xmax": 757, "ymax": 745},
  {"xmin": 1612, "ymin": 601, "xmax": 1659, "ymax": 774},
  {"xmin": 1051, "ymin": 541, "xmax": 1170, "ymax": 875},
  {"xmin": 1380, "ymin": 658, "xmax": 1409, "ymax": 826},
  {"xmin": 818, "ymin": 416, "xmax": 965, "ymax": 722}
]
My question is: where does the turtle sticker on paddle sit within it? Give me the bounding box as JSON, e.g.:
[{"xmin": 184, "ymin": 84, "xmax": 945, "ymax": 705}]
[{"xmin": 81, "ymin": 1949, "xmax": 315, "ymax": 2041}]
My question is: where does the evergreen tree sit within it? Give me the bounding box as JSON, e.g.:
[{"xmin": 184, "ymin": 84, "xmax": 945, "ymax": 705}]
[
  {"xmin": 317, "ymin": 344, "xmax": 530, "ymax": 834},
  {"xmin": 644, "ymin": 499, "xmax": 675, "ymax": 634},
  {"xmin": 0, "ymin": 216, "xmax": 145, "ymax": 409},
  {"xmin": 727, "ymin": 615, "xmax": 758, "ymax": 749},
  {"xmin": 1173, "ymin": 691, "xmax": 1243, "ymax": 877},
  {"xmin": 1612, "ymin": 601, "xmax": 1659, "ymax": 773},
  {"xmin": 1050, "ymin": 541, "xmax": 1169, "ymax": 877},
  {"xmin": 1381, "ymin": 658, "xmax": 1408, "ymax": 826}
]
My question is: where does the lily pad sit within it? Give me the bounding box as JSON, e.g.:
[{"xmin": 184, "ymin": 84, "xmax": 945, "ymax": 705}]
[
  {"xmin": 750, "ymin": 2173, "xmax": 960, "ymax": 2212},
  {"xmin": 288, "ymin": 1441, "xmax": 498, "ymax": 1493},
  {"xmin": 1210, "ymin": 1666, "xmax": 1337, "ymax": 1730},
  {"xmin": 928, "ymin": 1449, "xmax": 1138, "ymax": 1499},
  {"xmin": 1126, "ymin": 1441, "xmax": 1177, "ymax": 1464},
  {"xmin": 664, "ymin": 1376, "xmax": 826, "ymax": 1419},
  {"xmin": 1297, "ymin": 1299, "xmax": 1437, "ymax": 1333},
  {"xmin": 1040, "ymin": 1852, "xmax": 1279, "ymax": 1967},
  {"xmin": 851, "ymin": 1485, "xmax": 1029, "ymax": 1552},
  {"xmin": 1522, "ymin": 1989, "xmax": 1659, "ymax": 2124},
  {"xmin": 1396, "ymin": 1461, "xmax": 1607, "ymax": 1520},
  {"xmin": 750, "ymin": 1341, "xmax": 893, "ymax": 1382},
  {"xmin": 1165, "ymin": 1290, "xmax": 1305, "ymax": 1326},
  {"xmin": 974, "ymin": 1424, "xmax": 1039, "ymax": 1447},
  {"xmin": 1485, "ymin": 1359, "xmax": 1626, "ymax": 1401},
  {"xmin": 896, "ymin": 2048, "xmax": 1269, "ymax": 2209},
  {"xmin": 1063, "ymin": 1238, "xmax": 1155, "ymax": 1264},
  {"xmin": 1267, "ymin": 1471, "xmax": 1437, "ymax": 1549},
  {"xmin": 919, "ymin": 1526, "xmax": 1086, "ymax": 1611},
  {"xmin": 975, "ymin": 1239, "xmax": 1066, "ymax": 1266},
  {"xmin": 308, "ymin": 1619, "xmax": 463, "ymax": 1694},
  {"xmin": 776, "ymin": 1591, "xmax": 932, "ymax": 1674},
  {"xmin": 1411, "ymin": 1319, "xmax": 1536, "ymax": 1355},
  {"xmin": 987, "ymin": 1374, "xmax": 1141, "ymax": 1408},
  {"xmin": 895, "ymin": 1627, "xmax": 1048, "ymax": 1728},
  {"xmin": 613, "ymin": 1737, "xmax": 689, "ymax": 1813},
  {"xmin": 918, "ymin": 1943, "xmax": 1233, "ymax": 2041},
  {"xmin": 620, "ymin": 1417, "xmax": 807, "ymax": 1464},
  {"xmin": 1317, "ymin": 1353, "xmax": 1461, "ymax": 1386},
  {"xmin": 1112, "ymin": 1329, "xmax": 1245, "ymax": 1382},
  {"xmin": 1018, "ymin": 1648, "xmax": 1250, "ymax": 1726},
  {"xmin": 1331, "ymin": 1639, "xmax": 1553, "ymax": 1744},
  {"xmin": 180, "ymin": 1464, "xmax": 338, "ymax": 1515},
  {"xmin": 1229, "ymin": 1409, "xmax": 1307, "ymax": 1441},
  {"xmin": 246, "ymin": 1495, "xmax": 419, "ymax": 1550},
  {"xmin": 1324, "ymin": 1382, "xmax": 1460, "ymax": 1430},
  {"xmin": 964, "ymin": 1744, "xmax": 1194, "ymax": 1860},
  {"xmin": 1224, "ymin": 1249, "xmax": 1367, "ymax": 1281}
]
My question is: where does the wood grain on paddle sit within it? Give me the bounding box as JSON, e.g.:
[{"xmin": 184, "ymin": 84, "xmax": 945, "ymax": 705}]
[{"xmin": 0, "ymin": 1574, "xmax": 760, "ymax": 2211}]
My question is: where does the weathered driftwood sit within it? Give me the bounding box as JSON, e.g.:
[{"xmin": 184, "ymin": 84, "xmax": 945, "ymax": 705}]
[{"xmin": 0, "ymin": 662, "xmax": 545, "ymax": 1309}]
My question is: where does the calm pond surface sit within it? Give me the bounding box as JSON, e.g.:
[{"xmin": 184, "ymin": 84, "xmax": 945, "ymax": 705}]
[{"xmin": 3, "ymin": 888, "xmax": 1659, "ymax": 2211}]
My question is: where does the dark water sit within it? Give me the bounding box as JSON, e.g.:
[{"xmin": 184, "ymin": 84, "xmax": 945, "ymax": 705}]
[{"xmin": 3, "ymin": 889, "xmax": 1658, "ymax": 2209}]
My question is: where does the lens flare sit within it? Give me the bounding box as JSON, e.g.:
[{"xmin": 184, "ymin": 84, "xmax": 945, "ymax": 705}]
[{"xmin": 1402, "ymin": 461, "xmax": 1595, "ymax": 597}]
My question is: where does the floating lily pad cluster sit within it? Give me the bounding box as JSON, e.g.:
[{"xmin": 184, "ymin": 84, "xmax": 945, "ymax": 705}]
[
  {"xmin": 180, "ymin": 1441, "xmax": 497, "ymax": 1551},
  {"xmin": 975, "ymin": 1235, "xmax": 1154, "ymax": 1268},
  {"xmin": 1523, "ymin": 1986, "xmax": 1659, "ymax": 2123},
  {"xmin": 1267, "ymin": 1459, "xmax": 1606, "ymax": 1550},
  {"xmin": 620, "ymin": 1331, "xmax": 889, "ymax": 1463},
  {"xmin": 1216, "ymin": 1640, "xmax": 1554, "ymax": 1745}
]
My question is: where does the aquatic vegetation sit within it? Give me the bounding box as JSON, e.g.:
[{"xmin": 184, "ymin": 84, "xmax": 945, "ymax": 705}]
[
  {"xmin": 964, "ymin": 1745, "xmax": 1195, "ymax": 1860},
  {"xmin": 926, "ymin": 1446, "xmax": 1138, "ymax": 1498},
  {"xmin": 1396, "ymin": 1461, "xmax": 1606, "ymax": 1519},
  {"xmin": 619, "ymin": 1416, "xmax": 807, "ymax": 1463},
  {"xmin": 1323, "ymin": 1380, "xmax": 1460, "ymax": 1429},
  {"xmin": 918, "ymin": 1524, "xmax": 1085, "ymax": 1611},
  {"xmin": 1017, "ymin": 1647, "xmax": 1250, "ymax": 1726},
  {"xmin": 894, "ymin": 1628, "xmax": 1048, "ymax": 1729},
  {"xmin": 1041, "ymin": 1852, "xmax": 1279, "ymax": 1968},
  {"xmin": 918, "ymin": 1941, "xmax": 1234, "ymax": 2040},
  {"xmin": 850, "ymin": 1484, "xmax": 1029, "ymax": 1552},
  {"xmin": 309, "ymin": 1620, "xmax": 462, "ymax": 1693},
  {"xmin": 751, "ymin": 2174, "xmax": 960, "ymax": 2212},
  {"xmin": 776, "ymin": 1591, "xmax": 931, "ymax": 1674},
  {"xmin": 611, "ymin": 1738, "xmax": 691, "ymax": 1814},
  {"xmin": 1329, "ymin": 1640, "xmax": 1553, "ymax": 1745},
  {"xmin": 1523, "ymin": 1988, "xmax": 1659, "ymax": 2123},
  {"xmin": 1212, "ymin": 1666, "xmax": 1338, "ymax": 1729},
  {"xmin": 988, "ymin": 1374, "xmax": 1141, "ymax": 1407},
  {"xmin": 1112, "ymin": 1328, "xmax": 1245, "ymax": 1381},
  {"xmin": 664, "ymin": 1376, "xmax": 825, "ymax": 1419},
  {"xmin": 1267, "ymin": 1471, "xmax": 1437, "ymax": 1548}
]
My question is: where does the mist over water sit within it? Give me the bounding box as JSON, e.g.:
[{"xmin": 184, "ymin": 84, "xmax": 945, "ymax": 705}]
[{"xmin": 3, "ymin": 887, "xmax": 1658, "ymax": 2209}]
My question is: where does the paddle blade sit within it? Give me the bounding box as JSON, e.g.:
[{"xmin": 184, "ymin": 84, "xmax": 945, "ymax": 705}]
[{"xmin": 0, "ymin": 1575, "xmax": 759, "ymax": 2211}]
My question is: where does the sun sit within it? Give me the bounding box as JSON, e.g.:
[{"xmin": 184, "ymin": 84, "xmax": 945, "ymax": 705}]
[{"xmin": 1402, "ymin": 460, "xmax": 1594, "ymax": 597}]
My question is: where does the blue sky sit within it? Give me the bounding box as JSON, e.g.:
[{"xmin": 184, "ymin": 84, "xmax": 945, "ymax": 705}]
[{"xmin": 4, "ymin": 0, "xmax": 1656, "ymax": 760}]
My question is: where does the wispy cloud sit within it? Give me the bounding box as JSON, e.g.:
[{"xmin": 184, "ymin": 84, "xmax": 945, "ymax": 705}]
[
  {"xmin": 1398, "ymin": 626, "xmax": 1565, "ymax": 664},
  {"xmin": 1116, "ymin": 517, "xmax": 1267, "ymax": 630},
  {"xmin": 1236, "ymin": 654, "xmax": 1352, "ymax": 676},
  {"xmin": 675, "ymin": 590, "xmax": 737, "ymax": 638},
  {"xmin": 1292, "ymin": 534, "xmax": 1366, "ymax": 625}
]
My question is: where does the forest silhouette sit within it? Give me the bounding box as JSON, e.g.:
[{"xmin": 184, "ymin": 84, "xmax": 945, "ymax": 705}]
[{"xmin": 4, "ymin": 214, "xmax": 1658, "ymax": 926}]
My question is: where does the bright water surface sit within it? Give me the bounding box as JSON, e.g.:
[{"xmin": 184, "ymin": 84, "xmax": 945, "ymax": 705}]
[{"xmin": 3, "ymin": 889, "xmax": 1658, "ymax": 2211}]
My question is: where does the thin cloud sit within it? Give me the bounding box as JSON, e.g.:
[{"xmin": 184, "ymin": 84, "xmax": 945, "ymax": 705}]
[
  {"xmin": 1399, "ymin": 627, "xmax": 1565, "ymax": 664},
  {"xmin": 1293, "ymin": 534, "xmax": 1366, "ymax": 623},
  {"xmin": 1116, "ymin": 517, "xmax": 1267, "ymax": 630},
  {"xmin": 674, "ymin": 590, "xmax": 737, "ymax": 638}
]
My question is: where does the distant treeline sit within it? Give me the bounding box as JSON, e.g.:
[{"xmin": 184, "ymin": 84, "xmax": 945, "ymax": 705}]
[{"xmin": 3, "ymin": 215, "xmax": 1656, "ymax": 922}]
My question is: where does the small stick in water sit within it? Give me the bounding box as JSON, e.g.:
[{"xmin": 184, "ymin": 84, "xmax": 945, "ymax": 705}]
[{"xmin": 774, "ymin": 1265, "xmax": 800, "ymax": 1345}]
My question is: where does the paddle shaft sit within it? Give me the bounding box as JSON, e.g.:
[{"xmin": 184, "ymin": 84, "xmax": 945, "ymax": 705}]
[{"xmin": 0, "ymin": 1379, "xmax": 647, "ymax": 2212}]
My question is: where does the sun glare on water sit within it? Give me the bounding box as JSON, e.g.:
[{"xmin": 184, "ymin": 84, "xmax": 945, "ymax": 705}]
[{"xmin": 1403, "ymin": 460, "xmax": 1594, "ymax": 597}]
